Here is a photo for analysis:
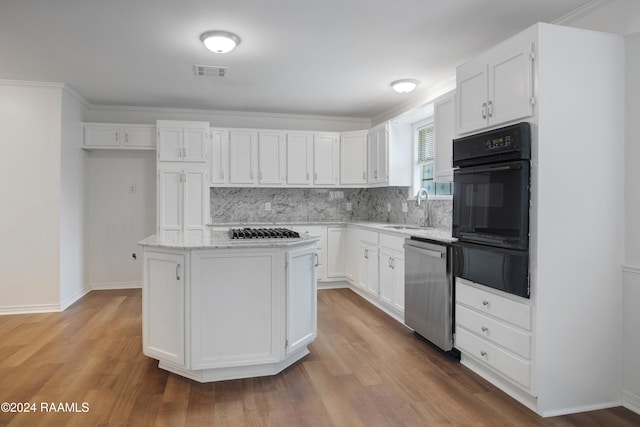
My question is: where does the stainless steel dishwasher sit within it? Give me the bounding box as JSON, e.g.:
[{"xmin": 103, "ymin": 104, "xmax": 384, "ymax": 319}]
[{"xmin": 404, "ymin": 237, "xmax": 454, "ymax": 352}]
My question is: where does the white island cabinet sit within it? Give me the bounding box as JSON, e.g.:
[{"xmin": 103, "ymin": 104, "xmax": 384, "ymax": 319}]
[{"xmin": 139, "ymin": 231, "xmax": 318, "ymax": 382}]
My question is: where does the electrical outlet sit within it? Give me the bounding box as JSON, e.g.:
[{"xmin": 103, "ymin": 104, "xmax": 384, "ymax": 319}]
[
  {"xmin": 387, "ymin": 203, "xmax": 391, "ymax": 212},
  {"xmin": 402, "ymin": 202, "xmax": 408, "ymax": 213},
  {"xmin": 265, "ymin": 202, "xmax": 271, "ymax": 211},
  {"xmin": 129, "ymin": 184, "xmax": 136, "ymax": 194},
  {"xmin": 346, "ymin": 202, "xmax": 352, "ymax": 211}
]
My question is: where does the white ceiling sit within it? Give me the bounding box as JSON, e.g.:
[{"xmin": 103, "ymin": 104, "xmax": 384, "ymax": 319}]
[{"xmin": 0, "ymin": 0, "xmax": 591, "ymax": 120}]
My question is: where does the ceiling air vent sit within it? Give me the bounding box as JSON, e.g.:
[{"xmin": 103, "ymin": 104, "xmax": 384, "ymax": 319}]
[{"xmin": 193, "ymin": 65, "xmax": 228, "ymax": 78}]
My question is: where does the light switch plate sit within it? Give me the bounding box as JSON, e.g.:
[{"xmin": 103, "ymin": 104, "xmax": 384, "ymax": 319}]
[
  {"xmin": 387, "ymin": 203, "xmax": 391, "ymax": 212},
  {"xmin": 265, "ymin": 202, "xmax": 271, "ymax": 211},
  {"xmin": 402, "ymin": 202, "xmax": 408, "ymax": 213},
  {"xmin": 346, "ymin": 202, "xmax": 352, "ymax": 211}
]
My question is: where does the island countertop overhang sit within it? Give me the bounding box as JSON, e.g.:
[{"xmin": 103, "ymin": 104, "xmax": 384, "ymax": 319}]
[{"xmin": 138, "ymin": 230, "xmax": 320, "ymax": 250}]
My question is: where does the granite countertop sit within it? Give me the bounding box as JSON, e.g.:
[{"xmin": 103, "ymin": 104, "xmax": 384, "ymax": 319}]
[
  {"xmin": 207, "ymin": 221, "xmax": 456, "ymax": 244},
  {"xmin": 138, "ymin": 230, "xmax": 320, "ymax": 250}
]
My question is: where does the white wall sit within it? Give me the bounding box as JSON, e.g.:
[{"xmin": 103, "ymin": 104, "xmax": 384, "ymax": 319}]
[
  {"xmin": 623, "ymin": 31, "xmax": 640, "ymax": 414},
  {"xmin": 0, "ymin": 82, "xmax": 63, "ymax": 312},
  {"xmin": 59, "ymin": 89, "xmax": 89, "ymax": 308},
  {"xmin": 558, "ymin": 0, "xmax": 640, "ymax": 414},
  {"xmin": 87, "ymin": 150, "xmax": 156, "ymax": 288}
]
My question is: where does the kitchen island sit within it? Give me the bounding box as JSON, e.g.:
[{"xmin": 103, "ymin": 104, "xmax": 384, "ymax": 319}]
[{"xmin": 138, "ymin": 229, "xmax": 319, "ymax": 382}]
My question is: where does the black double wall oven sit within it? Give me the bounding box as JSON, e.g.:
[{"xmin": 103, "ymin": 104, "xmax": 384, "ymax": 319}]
[{"xmin": 452, "ymin": 122, "xmax": 531, "ymax": 298}]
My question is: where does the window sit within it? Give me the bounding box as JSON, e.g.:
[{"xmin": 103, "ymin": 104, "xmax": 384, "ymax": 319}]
[{"xmin": 416, "ymin": 123, "xmax": 453, "ymax": 196}]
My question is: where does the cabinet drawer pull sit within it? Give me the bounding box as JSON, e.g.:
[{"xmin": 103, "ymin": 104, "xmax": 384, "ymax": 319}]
[
  {"xmin": 176, "ymin": 264, "xmax": 181, "ymax": 281},
  {"xmin": 115, "ymin": 132, "xmax": 119, "ymax": 142},
  {"xmin": 482, "ymin": 300, "xmax": 489, "ymax": 306},
  {"xmin": 481, "ymin": 102, "xmax": 487, "ymax": 119},
  {"xmin": 315, "ymin": 253, "xmax": 319, "ymax": 267},
  {"xmin": 480, "ymin": 351, "xmax": 487, "ymax": 357},
  {"xmin": 481, "ymin": 326, "xmax": 488, "ymax": 332},
  {"xmin": 487, "ymin": 100, "xmax": 494, "ymax": 118}
]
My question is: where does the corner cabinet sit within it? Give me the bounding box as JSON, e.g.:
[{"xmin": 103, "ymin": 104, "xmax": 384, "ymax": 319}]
[
  {"xmin": 141, "ymin": 241, "xmax": 318, "ymax": 383},
  {"xmin": 340, "ymin": 130, "xmax": 368, "ymax": 185},
  {"xmin": 456, "ymin": 29, "xmax": 535, "ymax": 135},
  {"xmin": 368, "ymin": 123, "xmax": 388, "ymax": 185}
]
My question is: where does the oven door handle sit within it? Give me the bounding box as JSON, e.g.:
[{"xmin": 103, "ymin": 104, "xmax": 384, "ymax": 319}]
[{"xmin": 454, "ymin": 164, "xmax": 522, "ymax": 175}]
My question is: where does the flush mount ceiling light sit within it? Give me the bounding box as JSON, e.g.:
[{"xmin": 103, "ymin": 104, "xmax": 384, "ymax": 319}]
[
  {"xmin": 391, "ymin": 79, "xmax": 419, "ymax": 94},
  {"xmin": 200, "ymin": 31, "xmax": 241, "ymax": 54}
]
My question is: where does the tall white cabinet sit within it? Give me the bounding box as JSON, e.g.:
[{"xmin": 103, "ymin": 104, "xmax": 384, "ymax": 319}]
[
  {"xmin": 156, "ymin": 120, "xmax": 210, "ymax": 240},
  {"xmin": 454, "ymin": 23, "xmax": 625, "ymax": 416}
]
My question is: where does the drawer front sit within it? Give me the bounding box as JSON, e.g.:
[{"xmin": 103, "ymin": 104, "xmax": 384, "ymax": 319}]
[
  {"xmin": 358, "ymin": 229, "xmax": 379, "ymax": 245},
  {"xmin": 456, "ymin": 280, "xmax": 531, "ymax": 330},
  {"xmin": 456, "ymin": 304, "xmax": 530, "ymax": 359},
  {"xmin": 379, "ymin": 233, "xmax": 405, "ymax": 252},
  {"xmin": 456, "ymin": 328, "xmax": 531, "ymax": 389}
]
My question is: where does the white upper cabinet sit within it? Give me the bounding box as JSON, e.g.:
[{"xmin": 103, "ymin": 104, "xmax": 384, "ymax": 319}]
[
  {"xmin": 228, "ymin": 130, "xmax": 258, "ymax": 185},
  {"xmin": 286, "ymin": 132, "xmax": 313, "ymax": 185},
  {"xmin": 157, "ymin": 120, "xmax": 209, "ymax": 162},
  {"xmin": 456, "ymin": 30, "xmax": 535, "ymax": 135},
  {"xmin": 258, "ymin": 131, "xmax": 286, "ymax": 185},
  {"xmin": 83, "ymin": 123, "xmax": 156, "ymax": 149},
  {"xmin": 340, "ymin": 130, "xmax": 368, "ymax": 185},
  {"xmin": 209, "ymin": 128, "xmax": 228, "ymax": 185},
  {"xmin": 368, "ymin": 123, "xmax": 388, "ymax": 185},
  {"xmin": 313, "ymin": 133, "xmax": 339, "ymax": 186},
  {"xmin": 433, "ymin": 91, "xmax": 456, "ymax": 181}
]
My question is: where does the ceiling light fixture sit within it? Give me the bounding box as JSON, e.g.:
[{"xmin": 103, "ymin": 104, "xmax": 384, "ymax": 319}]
[
  {"xmin": 200, "ymin": 31, "xmax": 241, "ymax": 54},
  {"xmin": 391, "ymin": 79, "xmax": 419, "ymax": 94}
]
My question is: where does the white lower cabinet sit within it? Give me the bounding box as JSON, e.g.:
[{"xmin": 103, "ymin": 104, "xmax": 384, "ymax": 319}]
[
  {"xmin": 289, "ymin": 225, "xmax": 326, "ymax": 281},
  {"xmin": 326, "ymin": 226, "xmax": 346, "ymax": 278},
  {"xmin": 379, "ymin": 234, "xmax": 405, "ymax": 315},
  {"xmin": 142, "ymin": 242, "xmax": 317, "ymax": 382},
  {"xmin": 455, "ymin": 278, "xmax": 532, "ymax": 391},
  {"xmin": 286, "ymin": 246, "xmax": 318, "ymax": 354},
  {"xmin": 358, "ymin": 241, "xmax": 379, "ymax": 296},
  {"xmin": 143, "ymin": 251, "xmax": 185, "ymax": 366},
  {"xmin": 190, "ymin": 250, "xmax": 281, "ymax": 369}
]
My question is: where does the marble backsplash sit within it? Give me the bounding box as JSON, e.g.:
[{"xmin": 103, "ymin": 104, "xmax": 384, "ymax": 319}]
[{"xmin": 210, "ymin": 187, "xmax": 452, "ymax": 230}]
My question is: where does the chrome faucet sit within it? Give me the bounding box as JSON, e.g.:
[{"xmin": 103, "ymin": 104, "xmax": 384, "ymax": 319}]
[{"xmin": 415, "ymin": 187, "xmax": 429, "ymax": 207}]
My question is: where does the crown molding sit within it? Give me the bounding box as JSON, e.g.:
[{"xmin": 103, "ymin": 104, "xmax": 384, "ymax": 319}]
[{"xmin": 553, "ymin": 0, "xmax": 610, "ymax": 26}]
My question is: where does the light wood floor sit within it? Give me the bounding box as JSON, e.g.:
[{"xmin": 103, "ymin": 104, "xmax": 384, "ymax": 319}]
[{"xmin": 1, "ymin": 289, "xmax": 639, "ymax": 426}]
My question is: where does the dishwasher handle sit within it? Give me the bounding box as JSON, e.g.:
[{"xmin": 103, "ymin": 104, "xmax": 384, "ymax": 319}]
[{"xmin": 403, "ymin": 243, "xmax": 443, "ymax": 259}]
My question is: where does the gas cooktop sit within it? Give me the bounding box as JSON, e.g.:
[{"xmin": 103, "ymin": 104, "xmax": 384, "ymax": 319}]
[{"xmin": 229, "ymin": 227, "xmax": 300, "ymax": 240}]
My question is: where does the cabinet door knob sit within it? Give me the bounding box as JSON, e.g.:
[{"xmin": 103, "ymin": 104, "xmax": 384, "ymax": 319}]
[
  {"xmin": 482, "ymin": 300, "xmax": 489, "ymax": 306},
  {"xmin": 480, "ymin": 351, "xmax": 487, "ymax": 357},
  {"xmin": 481, "ymin": 326, "xmax": 488, "ymax": 332}
]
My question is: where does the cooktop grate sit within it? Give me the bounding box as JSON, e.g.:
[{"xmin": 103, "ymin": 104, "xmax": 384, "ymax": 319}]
[{"xmin": 229, "ymin": 227, "xmax": 300, "ymax": 240}]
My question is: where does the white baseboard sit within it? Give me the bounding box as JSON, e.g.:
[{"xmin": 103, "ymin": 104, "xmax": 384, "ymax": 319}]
[
  {"xmin": 60, "ymin": 286, "xmax": 92, "ymax": 311},
  {"xmin": 91, "ymin": 281, "xmax": 143, "ymax": 290},
  {"xmin": 622, "ymin": 390, "xmax": 640, "ymax": 415},
  {"xmin": 317, "ymin": 280, "xmax": 349, "ymax": 290},
  {"xmin": 0, "ymin": 303, "xmax": 63, "ymax": 315}
]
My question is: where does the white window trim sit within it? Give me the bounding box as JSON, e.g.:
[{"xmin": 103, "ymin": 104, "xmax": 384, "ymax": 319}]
[{"xmin": 407, "ymin": 118, "xmax": 453, "ymax": 201}]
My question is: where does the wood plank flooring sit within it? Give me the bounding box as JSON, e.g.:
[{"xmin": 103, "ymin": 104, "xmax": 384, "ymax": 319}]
[{"xmin": 1, "ymin": 288, "xmax": 639, "ymax": 426}]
